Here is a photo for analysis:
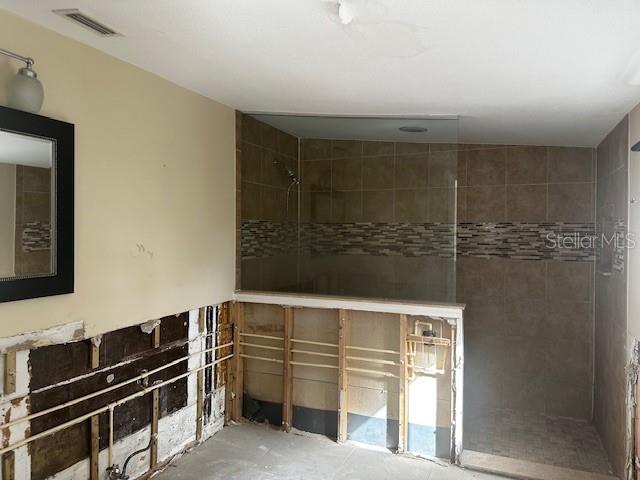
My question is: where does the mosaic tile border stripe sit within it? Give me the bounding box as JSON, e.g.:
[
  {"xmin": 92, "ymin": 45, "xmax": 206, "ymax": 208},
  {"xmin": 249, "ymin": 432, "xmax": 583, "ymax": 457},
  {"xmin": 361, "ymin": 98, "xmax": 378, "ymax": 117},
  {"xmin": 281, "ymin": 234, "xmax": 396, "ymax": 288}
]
[
  {"xmin": 241, "ymin": 220, "xmax": 597, "ymax": 262},
  {"xmin": 22, "ymin": 221, "xmax": 51, "ymax": 252}
]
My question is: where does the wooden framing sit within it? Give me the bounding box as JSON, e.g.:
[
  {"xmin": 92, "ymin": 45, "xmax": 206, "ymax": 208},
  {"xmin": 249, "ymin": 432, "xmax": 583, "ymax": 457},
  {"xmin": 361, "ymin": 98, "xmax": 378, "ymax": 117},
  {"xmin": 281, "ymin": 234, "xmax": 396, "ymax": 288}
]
[
  {"xmin": 2, "ymin": 451, "xmax": 14, "ymax": 480},
  {"xmin": 196, "ymin": 307, "xmax": 206, "ymax": 442},
  {"xmin": 150, "ymin": 325, "xmax": 161, "ymax": 468},
  {"xmin": 232, "ymin": 302, "xmax": 245, "ymax": 421},
  {"xmin": 282, "ymin": 307, "xmax": 294, "ymax": 432},
  {"xmin": 337, "ymin": 309, "xmax": 349, "ymax": 443},
  {"xmin": 89, "ymin": 340, "xmax": 100, "ymax": 480},
  {"xmin": 2, "ymin": 352, "xmax": 17, "ymax": 479},
  {"xmin": 231, "ymin": 293, "xmax": 460, "ymax": 459},
  {"xmin": 398, "ymin": 314, "xmax": 408, "ymax": 453},
  {"xmin": 4, "ymin": 352, "xmax": 16, "ymax": 395}
]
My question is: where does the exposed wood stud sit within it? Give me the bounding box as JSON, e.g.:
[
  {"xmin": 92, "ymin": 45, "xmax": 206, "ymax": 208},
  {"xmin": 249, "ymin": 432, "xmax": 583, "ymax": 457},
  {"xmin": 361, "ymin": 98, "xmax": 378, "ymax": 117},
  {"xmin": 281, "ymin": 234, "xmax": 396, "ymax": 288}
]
[
  {"xmin": 90, "ymin": 341, "xmax": 100, "ymax": 369},
  {"xmin": 232, "ymin": 302, "xmax": 245, "ymax": 421},
  {"xmin": 198, "ymin": 307, "xmax": 206, "ymax": 333},
  {"xmin": 2, "ymin": 451, "xmax": 14, "ymax": 480},
  {"xmin": 220, "ymin": 304, "xmax": 233, "ymax": 425},
  {"xmin": 150, "ymin": 324, "xmax": 160, "ymax": 468},
  {"xmin": 4, "ymin": 352, "xmax": 16, "ymax": 395},
  {"xmin": 90, "ymin": 416, "xmax": 99, "ymax": 480},
  {"xmin": 151, "ymin": 391, "xmax": 159, "ymax": 467},
  {"xmin": 282, "ymin": 307, "xmax": 294, "ymax": 432},
  {"xmin": 90, "ymin": 338, "xmax": 100, "ymax": 480},
  {"xmin": 337, "ymin": 309, "xmax": 349, "ymax": 443},
  {"xmin": 196, "ymin": 307, "xmax": 206, "ymax": 442},
  {"xmin": 108, "ymin": 406, "xmax": 114, "ymax": 468},
  {"xmin": 398, "ymin": 314, "xmax": 408, "ymax": 453},
  {"xmin": 152, "ymin": 325, "xmax": 161, "ymax": 349},
  {"xmin": 196, "ymin": 370, "xmax": 204, "ymax": 441}
]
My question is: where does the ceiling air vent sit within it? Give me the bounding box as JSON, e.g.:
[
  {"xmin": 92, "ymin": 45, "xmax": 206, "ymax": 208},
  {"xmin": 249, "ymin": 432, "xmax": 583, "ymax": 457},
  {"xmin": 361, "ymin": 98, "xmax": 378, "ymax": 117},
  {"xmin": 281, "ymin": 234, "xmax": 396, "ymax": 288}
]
[{"xmin": 53, "ymin": 9, "xmax": 121, "ymax": 36}]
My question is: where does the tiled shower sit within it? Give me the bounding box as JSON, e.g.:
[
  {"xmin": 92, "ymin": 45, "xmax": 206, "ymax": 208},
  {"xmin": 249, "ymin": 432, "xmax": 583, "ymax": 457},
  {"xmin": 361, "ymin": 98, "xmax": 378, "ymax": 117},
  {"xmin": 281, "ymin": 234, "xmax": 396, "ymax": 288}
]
[{"xmin": 237, "ymin": 112, "xmax": 617, "ymax": 476}]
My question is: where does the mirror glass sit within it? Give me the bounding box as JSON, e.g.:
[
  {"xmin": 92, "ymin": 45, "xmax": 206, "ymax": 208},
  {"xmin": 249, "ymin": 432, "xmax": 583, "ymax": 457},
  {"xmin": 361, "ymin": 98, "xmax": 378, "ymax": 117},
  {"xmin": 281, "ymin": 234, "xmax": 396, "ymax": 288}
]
[{"xmin": 0, "ymin": 129, "xmax": 54, "ymax": 280}]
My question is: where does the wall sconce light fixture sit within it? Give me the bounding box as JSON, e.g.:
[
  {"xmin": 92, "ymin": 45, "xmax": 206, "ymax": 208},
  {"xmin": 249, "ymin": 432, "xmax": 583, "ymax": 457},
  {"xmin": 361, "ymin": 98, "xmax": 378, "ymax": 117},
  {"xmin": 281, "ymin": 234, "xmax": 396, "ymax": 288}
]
[{"xmin": 0, "ymin": 48, "xmax": 44, "ymax": 114}]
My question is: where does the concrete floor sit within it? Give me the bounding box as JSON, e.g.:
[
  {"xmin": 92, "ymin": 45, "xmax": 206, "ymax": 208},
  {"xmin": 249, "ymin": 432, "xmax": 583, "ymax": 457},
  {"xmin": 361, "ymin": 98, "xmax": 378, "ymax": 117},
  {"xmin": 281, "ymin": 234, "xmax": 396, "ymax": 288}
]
[{"xmin": 155, "ymin": 423, "xmax": 505, "ymax": 480}]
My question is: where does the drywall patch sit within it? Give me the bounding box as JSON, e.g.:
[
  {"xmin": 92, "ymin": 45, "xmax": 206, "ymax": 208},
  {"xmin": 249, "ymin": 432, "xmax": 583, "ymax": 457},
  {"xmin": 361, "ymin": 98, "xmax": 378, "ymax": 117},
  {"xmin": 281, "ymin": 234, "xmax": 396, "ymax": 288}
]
[{"xmin": 0, "ymin": 321, "xmax": 85, "ymax": 353}]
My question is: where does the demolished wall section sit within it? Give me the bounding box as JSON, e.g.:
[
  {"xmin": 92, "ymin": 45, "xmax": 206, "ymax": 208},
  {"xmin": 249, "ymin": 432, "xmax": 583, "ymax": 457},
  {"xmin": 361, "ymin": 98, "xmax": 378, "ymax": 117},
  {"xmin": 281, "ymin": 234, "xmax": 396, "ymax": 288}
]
[{"xmin": 0, "ymin": 305, "xmax": 229, "ymax": 480}]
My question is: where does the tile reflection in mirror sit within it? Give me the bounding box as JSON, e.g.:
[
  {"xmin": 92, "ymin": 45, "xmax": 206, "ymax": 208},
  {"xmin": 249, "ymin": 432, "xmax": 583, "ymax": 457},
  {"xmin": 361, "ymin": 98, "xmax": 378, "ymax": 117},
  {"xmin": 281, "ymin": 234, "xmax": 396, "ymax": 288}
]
[{"xmin": 0, "ymin": 129, "xmax": 54, "ymax": 279}]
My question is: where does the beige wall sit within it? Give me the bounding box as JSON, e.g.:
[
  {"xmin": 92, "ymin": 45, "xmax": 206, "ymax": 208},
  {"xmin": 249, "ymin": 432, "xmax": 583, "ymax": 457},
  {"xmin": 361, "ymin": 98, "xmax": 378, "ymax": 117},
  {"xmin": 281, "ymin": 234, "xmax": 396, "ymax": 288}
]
[
  {"xmin": 0, "ymin": 163, "xmax": 16, "ymax": 277},
  {"xmin": 0, "ymin": 10, "xmax": 236, "ymax": 338}
]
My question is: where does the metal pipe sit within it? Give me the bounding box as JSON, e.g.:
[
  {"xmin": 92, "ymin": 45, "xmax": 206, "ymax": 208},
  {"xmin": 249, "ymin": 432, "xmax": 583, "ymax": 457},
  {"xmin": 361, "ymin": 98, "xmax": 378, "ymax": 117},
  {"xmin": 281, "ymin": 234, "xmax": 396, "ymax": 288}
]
[
  {"xmin": 0, "ymin": 353, "xmax": 233, "ymax": 457},
  {"xmin": 291, "ymin": 338, "xmax": 338, "ymax": 348},
  {"xmin": 346, "ymin": 345, "xmax": 399, "ymax": 355},
  {"xmin": 0, "ymin": 328, "xmax": 232, "ymax": 407},
  {"xmin": 346, "ymin": 367, "xmax": 399, "ymax": 378},
  {"xmin": 290, "ymin": 361, "xmax": 338, "ymax": 369},
  {"xmin": 0, "ymin": 48, "xmax": 33, "ymax": 66},
  {"xmin": 239, "ymin": 354, "xmax": 283, "ymax": 364},
  {"xmin": 109, "ymin": 406, "xmax": 115, "ymax": 467},
  {"xmin": 239, "ymin": 333, "xmax": 283, "ymax": 342},
  {"xmin": 239, "ymin": 342, "xmax": 284, "ymax": 352},
  {"xmin": 290, "ymin": 349, "xmax": 339, "ymax": 358},
  {"xmin": 346, "ymin": 355, "xmax": 400, "ymax": 366},
  {"xmin": 0, "ymin": 342, "xmax": 233, "ymax": 432}
]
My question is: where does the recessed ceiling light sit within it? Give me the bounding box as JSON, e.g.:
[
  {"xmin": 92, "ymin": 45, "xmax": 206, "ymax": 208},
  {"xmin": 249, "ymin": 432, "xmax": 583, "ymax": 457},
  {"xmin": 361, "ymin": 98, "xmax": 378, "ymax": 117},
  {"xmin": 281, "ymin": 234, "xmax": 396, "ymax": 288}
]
[{"xmin": 399, "ymin": 126, "xmax": 428, "ymax": 133}]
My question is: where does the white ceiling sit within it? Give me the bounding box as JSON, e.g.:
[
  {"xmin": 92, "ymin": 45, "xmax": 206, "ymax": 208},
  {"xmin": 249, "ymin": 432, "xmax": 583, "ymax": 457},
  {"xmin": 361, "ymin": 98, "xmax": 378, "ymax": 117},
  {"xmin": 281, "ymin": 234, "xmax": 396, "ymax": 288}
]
[
  {"xmin": 2, "ymin": 0, "xmax": 640, "ymax": 146},
  {"xmin": 0, "ymin": 130, "xmax": 52, "ymax": 168}
]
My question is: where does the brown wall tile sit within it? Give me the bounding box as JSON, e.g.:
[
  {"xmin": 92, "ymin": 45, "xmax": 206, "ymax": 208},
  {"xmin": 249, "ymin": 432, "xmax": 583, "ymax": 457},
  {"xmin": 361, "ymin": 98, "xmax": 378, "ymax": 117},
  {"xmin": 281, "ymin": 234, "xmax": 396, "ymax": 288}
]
[
  {"xmin": 547, "ymin": 147, "xmax": 593, "ymax": 183},
  {"xmin": 395, "ymin": 154, "xmax": 428, "ymax": 188},
  {"xmin": 303, "ymin": 160, "xmax": 331, "ymax": 191},
  {"xmin": 241, "ymin": 182, "xmax": 260, "ymax": 220},
  {"xmin": 332, "ymin": 158, "xmax": 362, "ymax": 191},
  {"xmin": 22, "ymin": 192, "xmax": 50, "ymax": 223},
  {"xmin": 363, "ymin": 156, "xmax": 394, "ymax": 189},
  {"xmin": 332, "ymin": 191, "xmax": 363, "ymax": 222},
  {"xmin": 23, "ymin": 166, "xmax": 51, "ymax": 192},
  {"xmin": 429, "ymin": 150, "xmax": 458, "ymax": 187},
  {"xmin": 465, "ymin": 186, "xmax": 506, "ymax": 222},
  {"xmin": 363, "ymin": 141, "xmax": 394, "ymax": 156},
  {"xmin": 395, "ymin": 189, "xmax": 428, "ymax": 222},
  {"xmin": 505, "ymin": 261, "xmax": 546, "ymax": 299},
  {"xmin": 261, "ymin": 187, "xmax": 286, "ymax": 222},
  {"xmin": 428, "ymin": 188, "xmax": 454, "ymax": 222},
  {"xmin": 302, "ymin": 139, "xmax": 331, "ymax": 160},
  {"xmin": 241, "ymin": 143, "xmax": 262, "ymax": 183},
  {"xmin": 466, "ymin": 147, "xmax": 506, "ymax": 185},
  {"xmin": 547, "ymin": 261, "xmax": 593, "ymax": 302},
  {"xmin": 303, "ymin": 191, "xmax": 331, "ymax": 223},
  {"xmin": 278, "ymin": 130, "xmax": 298, "ymax": 158},
  {"xmin": 332, "ymin": 139, "xmax": 362, "ymax": 158},
  {"xmin": 396, "ymin": 142, "xmax": 428, "ymax": 155},
  {"xmin": 363, "ymin": 190, "xmax": 394, "ymax": 222},
  {"xmin": 548, "ymin": 183, "xmax": 593, "ymax": 222},
  {"xmin": 506, "ymin": 146, "xmax": 547, "ymax": 184},
  {"xmin": 506, "ymin": 184, "xmax": 547, "ymax": 221}
]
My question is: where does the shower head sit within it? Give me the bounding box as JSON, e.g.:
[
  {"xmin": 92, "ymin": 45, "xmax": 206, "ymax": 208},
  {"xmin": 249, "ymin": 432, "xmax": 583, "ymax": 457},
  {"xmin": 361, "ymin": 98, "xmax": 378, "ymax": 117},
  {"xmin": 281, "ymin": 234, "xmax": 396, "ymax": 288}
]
[{"xmin": 273, "ymin": 158, "xmax": 300, "ymax": 184}]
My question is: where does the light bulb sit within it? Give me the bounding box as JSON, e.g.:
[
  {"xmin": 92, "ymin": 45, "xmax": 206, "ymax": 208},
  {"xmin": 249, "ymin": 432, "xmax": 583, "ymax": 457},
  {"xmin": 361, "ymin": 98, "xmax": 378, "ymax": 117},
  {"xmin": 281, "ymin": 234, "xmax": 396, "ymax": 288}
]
[
  {"xmin": 7, "ymin": 66, "xmax": 44, "ymax": 114},
  {"xmin": 338, "ymin": 1, "xmax": 355, "ymax": 25}
]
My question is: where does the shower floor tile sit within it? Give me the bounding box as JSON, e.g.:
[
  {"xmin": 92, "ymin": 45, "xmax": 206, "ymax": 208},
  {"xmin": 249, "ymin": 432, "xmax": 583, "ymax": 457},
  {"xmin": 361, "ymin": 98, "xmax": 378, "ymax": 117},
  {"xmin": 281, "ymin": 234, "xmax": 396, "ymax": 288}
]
[{"xmin": 464, "ymin": 409, "xmax": 613, "ymax": 475}]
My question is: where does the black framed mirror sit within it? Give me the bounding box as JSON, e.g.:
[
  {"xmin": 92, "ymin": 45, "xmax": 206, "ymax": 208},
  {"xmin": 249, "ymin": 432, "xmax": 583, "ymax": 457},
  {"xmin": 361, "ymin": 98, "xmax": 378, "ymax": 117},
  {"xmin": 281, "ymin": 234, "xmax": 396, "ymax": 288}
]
[{"xmin": 0, "ymin": 105, "xmax": 74, "ymax": 302}]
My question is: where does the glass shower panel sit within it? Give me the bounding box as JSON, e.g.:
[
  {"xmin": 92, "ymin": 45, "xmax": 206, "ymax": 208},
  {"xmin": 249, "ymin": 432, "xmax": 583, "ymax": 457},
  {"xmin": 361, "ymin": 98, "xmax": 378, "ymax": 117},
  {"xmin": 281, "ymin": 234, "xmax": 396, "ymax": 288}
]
[{"xmin": 239, "ymin": 113, "xmax": 459, "ymax": 303}]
